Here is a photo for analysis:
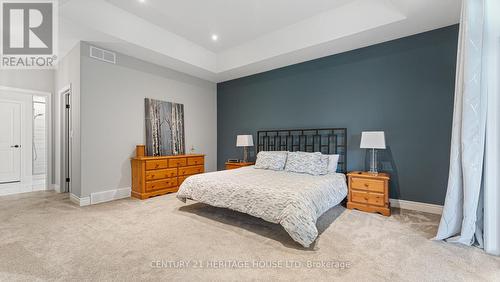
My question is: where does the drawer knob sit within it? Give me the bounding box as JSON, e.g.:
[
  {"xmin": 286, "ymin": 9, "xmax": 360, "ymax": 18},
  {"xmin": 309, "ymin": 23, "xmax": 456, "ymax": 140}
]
[{"xmin": 364, "ymin": 183, "xmax": 369, "ymax": 187}]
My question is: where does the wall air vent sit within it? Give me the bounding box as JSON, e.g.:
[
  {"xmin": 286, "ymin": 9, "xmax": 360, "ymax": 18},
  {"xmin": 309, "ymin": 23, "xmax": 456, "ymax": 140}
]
[{"xmin": 89, "ymin": 46, "xmax": 116, "ymax": 64}]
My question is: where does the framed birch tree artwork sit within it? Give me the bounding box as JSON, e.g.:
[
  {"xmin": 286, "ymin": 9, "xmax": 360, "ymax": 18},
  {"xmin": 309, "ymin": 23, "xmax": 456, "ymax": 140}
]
[{"xmin": 145, "ymin": 98, "xmax": 185, "ymax": 156}]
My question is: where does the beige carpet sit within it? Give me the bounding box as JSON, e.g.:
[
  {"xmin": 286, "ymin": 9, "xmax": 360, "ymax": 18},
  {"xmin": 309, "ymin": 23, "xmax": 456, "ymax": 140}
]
[{"xmin": 0, "ymin": 191, "xmax": 498, "ymax": 281}]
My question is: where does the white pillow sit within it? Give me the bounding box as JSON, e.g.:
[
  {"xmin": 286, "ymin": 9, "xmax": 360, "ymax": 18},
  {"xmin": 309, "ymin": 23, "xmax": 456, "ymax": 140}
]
[
  {"xmin": 254, "ymin": 151, "xmax": 288, "ymax": 171},
  {"xmin": 285, "ymin": 151, "xmax": 328, "ymax": 176},
  {"xmin": 325, "ymin": 154, "xmax": 340, "ymax": 173}
]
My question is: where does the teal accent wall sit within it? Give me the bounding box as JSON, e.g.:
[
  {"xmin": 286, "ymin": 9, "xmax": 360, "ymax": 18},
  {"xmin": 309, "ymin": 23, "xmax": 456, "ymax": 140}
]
[{"xmin": 217, "ymin": 25, "xmax": 458, "ymax": 205}]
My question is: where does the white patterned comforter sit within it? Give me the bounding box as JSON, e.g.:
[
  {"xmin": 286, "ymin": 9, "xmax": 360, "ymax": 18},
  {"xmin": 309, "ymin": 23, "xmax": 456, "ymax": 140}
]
[{"xmin": 176, "ymin": 166, "xmax": 348, "ymax": 247}]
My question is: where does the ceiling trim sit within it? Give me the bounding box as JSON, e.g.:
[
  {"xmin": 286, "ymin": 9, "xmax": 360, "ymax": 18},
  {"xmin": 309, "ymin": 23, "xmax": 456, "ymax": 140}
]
[
  {"xmin": 217, "ymin": 0, "xmax": 406, "ymax": 73},
  {"xmin": 59, "ymin": 0, "xmax": 460, "ymax": 83},
  {"xmin": 61, "ymin": 0, "xmax": 217, "ymax": 72}
]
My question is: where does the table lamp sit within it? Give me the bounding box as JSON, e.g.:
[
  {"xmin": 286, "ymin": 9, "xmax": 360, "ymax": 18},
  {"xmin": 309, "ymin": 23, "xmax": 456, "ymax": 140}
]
[
  {"xmin": 360, "ymin": 131, "xmax": 386, "ymax": 174},
  {"xmin": 236, "ymin": 135, "xmax": 254, "ymax": 163}
]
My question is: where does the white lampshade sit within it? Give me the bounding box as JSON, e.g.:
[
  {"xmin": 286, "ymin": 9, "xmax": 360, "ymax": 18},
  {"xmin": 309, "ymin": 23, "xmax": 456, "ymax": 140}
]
[
  {"xmin": 360, "ymin": 131, "xmax": 386, "ymax": 149},
  {"xmin": 236, "ymin": 135, "xmax": 254, "ymax": 147}
]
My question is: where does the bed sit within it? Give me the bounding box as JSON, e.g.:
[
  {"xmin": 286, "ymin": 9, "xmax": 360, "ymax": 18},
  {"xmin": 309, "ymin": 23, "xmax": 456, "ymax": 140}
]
[{"xmin": 177, "ymin": 128, "xmax": 348, "ymax": 247}]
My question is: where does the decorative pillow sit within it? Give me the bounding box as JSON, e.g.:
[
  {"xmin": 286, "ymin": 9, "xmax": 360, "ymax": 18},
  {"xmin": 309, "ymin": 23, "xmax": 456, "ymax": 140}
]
[
  {"xmin": 325, "ymin": 154, "xmax": 340, "ymax": 173},
  {"xmin": 285, "ymin": 151, "xmax": 329, "ymax": 176},
  {"xmin": 254, "ymin": 151, "xmax": 288, "ymax": 171}
]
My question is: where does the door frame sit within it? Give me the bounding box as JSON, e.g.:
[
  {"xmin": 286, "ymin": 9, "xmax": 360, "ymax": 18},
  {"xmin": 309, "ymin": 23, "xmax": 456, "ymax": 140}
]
[
  {"xmin": 0, "ymin": 86, "xmax": 52, "ymax": 191},
  {"xmin": 59, "ymin": 84, "xmax": 71, "ymax": 193}
]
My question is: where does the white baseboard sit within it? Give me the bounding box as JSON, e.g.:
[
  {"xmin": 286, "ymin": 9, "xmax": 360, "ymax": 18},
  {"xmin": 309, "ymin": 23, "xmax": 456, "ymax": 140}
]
[
  {"xmin": 0, "ymin": 178, "xmax": 52, "ymax": 196},
  {"xmin": 70, "ymin": 193, "xmax": 90, "ymax": 207},
  {"xmin": 90, "ymin": 187, "xmax": 131, "ymax": 205},
  {"xmin": 51, "ymin": 184, "xmax": 61, "ymax": 193},
  {"xmin": 69, "ymin": 187, "xmax": 130, "ymax": 207},
  {"xmin": 390, "ymin": 198, "xmax": 443, "ymax": 214}
]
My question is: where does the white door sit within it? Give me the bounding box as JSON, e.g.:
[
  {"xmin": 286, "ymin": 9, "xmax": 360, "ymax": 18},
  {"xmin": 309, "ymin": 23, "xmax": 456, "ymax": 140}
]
[{"xmin": 0, "ymin": 101, "xmax": 21, "ymax": 183}]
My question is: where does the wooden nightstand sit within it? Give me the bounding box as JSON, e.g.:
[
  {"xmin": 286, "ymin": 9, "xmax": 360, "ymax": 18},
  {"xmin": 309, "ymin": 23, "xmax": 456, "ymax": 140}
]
[
  {"xmin": 347, "ymin": 171, "xmax": 390, "ymax": 216},
  {"xmin": 225, "ymin": 162, "xmax": 255, "ymax": 170}
]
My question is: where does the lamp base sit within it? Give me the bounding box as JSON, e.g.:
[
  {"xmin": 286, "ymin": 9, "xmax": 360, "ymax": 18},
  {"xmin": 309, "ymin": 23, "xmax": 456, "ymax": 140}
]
[
  {"xmin": 368, "ymin": 148, "xmax": 379, "ymax": 175},
  {"xmin": 243, "ymin": 147, "xmax": 249, "ymax": 163}
]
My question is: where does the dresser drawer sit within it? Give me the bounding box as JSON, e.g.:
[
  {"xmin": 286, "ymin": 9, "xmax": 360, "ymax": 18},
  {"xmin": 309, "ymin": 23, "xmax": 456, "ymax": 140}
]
[
  {"xmin": 145, "ymin": 178, "xmax": 178, "ymax": 192},
  {"xmin": 351, "ymin": 177, "xmax": 385, "ymax": 193},
  {"xmin": 178, "ymin": 165, "xmax": 204, "ymax": 176},
  {"xmin": 145, "ymin": 160, "xmax": 168, "ymax": 170},
  {"xmin": 187, "ymin": 157, "xmax": 204, "ymax": 166},
  {"xmin": 178, "ymin": 176, "xmax": 189, "ymax": 185},
  {"xmin": 168, "ymin": 158, "xmax": 187, "ymax": 168},
  {"xmin": 351, "ymin": 190, "xmax": 385, "ymax": 207},
  {"xmin": 145, "ymin": 168, "xmax": 178, "ymax": 181}
]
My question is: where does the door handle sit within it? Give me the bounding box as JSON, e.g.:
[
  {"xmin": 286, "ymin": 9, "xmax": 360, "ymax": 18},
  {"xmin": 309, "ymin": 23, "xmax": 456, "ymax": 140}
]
[{"xmin": 11, "ymin": 145, "xmax": 20, "ymax": 148}]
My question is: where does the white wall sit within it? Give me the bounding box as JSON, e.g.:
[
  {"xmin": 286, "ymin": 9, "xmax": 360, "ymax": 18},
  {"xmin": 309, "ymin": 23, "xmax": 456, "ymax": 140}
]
[
  {"xmin": 79, "ymin": 42, "xmax": 217, "ymax": 197},
  {"xmin": 0, "ymin": 70, "xmax": 54, "ymax": 93},
  {"xmin": 54, "ymin": 43, "xmax": 81, "ymax": 195}
]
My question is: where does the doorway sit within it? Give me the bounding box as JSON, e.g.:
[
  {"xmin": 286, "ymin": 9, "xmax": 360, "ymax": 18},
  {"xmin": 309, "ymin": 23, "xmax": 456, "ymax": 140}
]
[
  {"xmin": 0, "ymin": 87, "xmax": 51, "ymax": 196},
  {"xmin": 32, "ymin": 96, "xmax": 47, "ymax": 190}
]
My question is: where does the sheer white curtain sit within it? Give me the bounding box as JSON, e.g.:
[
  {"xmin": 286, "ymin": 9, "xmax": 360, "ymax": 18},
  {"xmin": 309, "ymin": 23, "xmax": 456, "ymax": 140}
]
[{"xmin": 435, "ymin": 0, "xmax": 500, "ymax": 256}]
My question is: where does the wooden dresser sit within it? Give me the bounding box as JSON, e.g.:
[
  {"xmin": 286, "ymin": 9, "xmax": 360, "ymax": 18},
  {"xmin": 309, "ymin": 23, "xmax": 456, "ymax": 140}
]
[
  {"xmin": 131, "ymin": 153, "xmax": 205, "ymax": 199},
  {"xmin": 347, "ymin": 171, "xmax": 390, "ymax": 216}
]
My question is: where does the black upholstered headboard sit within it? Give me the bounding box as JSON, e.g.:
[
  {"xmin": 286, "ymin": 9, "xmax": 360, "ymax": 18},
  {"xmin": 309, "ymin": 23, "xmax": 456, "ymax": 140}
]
[{"xmin": 256, "ymin": 128, "xmax": 347, "ymax": 173}]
